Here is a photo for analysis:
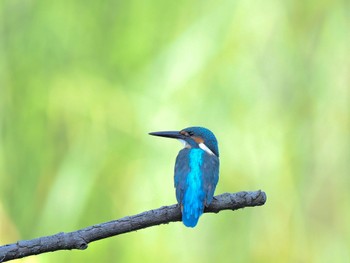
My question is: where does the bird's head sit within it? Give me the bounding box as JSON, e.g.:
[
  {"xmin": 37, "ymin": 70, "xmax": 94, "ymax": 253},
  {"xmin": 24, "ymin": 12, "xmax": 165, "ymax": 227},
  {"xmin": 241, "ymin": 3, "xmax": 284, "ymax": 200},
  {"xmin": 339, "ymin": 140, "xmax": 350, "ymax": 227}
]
[{"xmin": 149, "ymin": 126, "xmax": 219, "ymax": 157}]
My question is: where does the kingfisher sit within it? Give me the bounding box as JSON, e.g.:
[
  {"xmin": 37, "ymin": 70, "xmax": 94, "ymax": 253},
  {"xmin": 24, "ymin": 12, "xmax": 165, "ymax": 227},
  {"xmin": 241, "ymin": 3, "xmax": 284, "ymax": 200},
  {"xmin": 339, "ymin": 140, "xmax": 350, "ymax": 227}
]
[{"xmin": 149, "ymin": 126, "xmax": 219, "ymax": 227}]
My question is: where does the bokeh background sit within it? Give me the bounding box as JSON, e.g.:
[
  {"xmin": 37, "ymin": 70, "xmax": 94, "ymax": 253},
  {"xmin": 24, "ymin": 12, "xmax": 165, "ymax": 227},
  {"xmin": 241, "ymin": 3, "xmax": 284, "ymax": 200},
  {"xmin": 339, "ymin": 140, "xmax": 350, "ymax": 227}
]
[{"xmin": 1, "ymin": 0, "xmax": 349, "ymax": 262}]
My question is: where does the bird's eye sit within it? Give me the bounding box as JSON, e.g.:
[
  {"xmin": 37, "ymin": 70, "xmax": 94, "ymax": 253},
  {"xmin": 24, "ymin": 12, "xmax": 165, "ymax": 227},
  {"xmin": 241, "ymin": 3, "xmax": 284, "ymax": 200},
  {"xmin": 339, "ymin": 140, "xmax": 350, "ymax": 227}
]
[{"xmin": 188, "ymin": 131, "xmax": 194, "ymax": 136}]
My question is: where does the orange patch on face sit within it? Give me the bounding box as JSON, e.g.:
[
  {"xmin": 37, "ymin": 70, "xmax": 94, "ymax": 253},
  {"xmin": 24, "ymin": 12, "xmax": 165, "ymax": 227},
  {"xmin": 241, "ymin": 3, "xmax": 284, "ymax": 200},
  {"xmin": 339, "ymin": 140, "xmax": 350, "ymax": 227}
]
[
  {"xmin": 192, "ymin": 136, "xmax": 204, "ymax": 144},
  {"xmin": 180, "ymin": 130, "xmax": 189, "ymax": 136}
]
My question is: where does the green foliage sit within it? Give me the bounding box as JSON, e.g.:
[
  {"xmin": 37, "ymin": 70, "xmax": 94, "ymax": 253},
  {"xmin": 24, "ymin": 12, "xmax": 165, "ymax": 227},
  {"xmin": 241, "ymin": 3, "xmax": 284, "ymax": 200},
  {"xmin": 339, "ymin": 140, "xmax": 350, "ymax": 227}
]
[{"xmin": 1, "ymin": 0, "xmax": 349, "ymax": 262}]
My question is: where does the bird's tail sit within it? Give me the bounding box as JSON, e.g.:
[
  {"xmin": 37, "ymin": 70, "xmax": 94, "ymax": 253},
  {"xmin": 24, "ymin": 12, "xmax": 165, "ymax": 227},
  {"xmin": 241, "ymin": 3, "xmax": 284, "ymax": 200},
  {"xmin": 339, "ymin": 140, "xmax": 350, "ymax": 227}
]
[{"xmin": 182, "ymin": 201, "xmax": 204, "ymax": 228}]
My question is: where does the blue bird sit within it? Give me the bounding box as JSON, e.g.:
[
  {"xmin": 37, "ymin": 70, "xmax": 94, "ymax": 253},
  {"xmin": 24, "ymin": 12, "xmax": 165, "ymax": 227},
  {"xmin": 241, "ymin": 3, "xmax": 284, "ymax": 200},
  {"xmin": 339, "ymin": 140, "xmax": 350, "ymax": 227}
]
[{"xmin": 149, "ymin": 126, "xmax": 219, "ymax": 227}]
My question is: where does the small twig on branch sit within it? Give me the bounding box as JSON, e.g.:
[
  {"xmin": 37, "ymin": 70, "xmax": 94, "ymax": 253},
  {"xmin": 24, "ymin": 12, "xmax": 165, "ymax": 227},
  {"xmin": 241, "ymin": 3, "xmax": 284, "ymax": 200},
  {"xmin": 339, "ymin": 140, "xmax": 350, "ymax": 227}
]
[{"xmin": 0, "ymin": 190, "xmax": 266, "ymax": 262}]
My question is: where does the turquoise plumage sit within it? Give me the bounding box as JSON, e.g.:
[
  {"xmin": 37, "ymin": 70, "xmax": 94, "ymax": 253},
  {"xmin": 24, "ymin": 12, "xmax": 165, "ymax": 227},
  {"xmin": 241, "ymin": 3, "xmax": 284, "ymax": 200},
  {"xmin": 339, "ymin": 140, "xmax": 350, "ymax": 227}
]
[{"xmin": 150, "ymin": 126, "xmax": 220, "ymax": 227}]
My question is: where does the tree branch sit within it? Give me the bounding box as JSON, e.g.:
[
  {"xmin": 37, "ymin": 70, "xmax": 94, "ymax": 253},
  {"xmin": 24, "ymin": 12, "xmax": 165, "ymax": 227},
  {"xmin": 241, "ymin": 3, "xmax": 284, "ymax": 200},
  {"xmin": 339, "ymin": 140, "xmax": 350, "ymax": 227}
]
[{"xmin": 0, "ymin": 190, "xmax": 266, "ymax": 262}]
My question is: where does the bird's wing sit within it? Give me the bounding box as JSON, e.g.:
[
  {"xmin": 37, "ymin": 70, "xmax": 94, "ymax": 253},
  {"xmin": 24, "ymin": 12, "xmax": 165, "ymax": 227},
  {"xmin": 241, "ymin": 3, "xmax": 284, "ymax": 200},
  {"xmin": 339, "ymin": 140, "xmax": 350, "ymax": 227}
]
[
  {"xmin": 174, "ymin": 148, "xmax": 191, "ymax": 204},
  {"xmin": 202, "ymin": 152, "xmax": 219, "ymax": 206}
]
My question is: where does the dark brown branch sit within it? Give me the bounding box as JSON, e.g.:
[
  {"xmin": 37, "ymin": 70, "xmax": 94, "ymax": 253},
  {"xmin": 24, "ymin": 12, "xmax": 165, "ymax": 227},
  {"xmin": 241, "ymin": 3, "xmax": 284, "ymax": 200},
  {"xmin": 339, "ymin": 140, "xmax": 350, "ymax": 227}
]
[{"xmin": 0, "ymin": 190, "xmax": 266, "ymax": 262}]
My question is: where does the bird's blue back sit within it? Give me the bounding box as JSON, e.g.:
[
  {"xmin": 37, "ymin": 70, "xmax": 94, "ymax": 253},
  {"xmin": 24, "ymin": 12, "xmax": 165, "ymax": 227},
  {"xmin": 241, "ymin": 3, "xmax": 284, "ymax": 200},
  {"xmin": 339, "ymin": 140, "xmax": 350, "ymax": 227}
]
[{"xmin": 175, "ymin": 148, "xmax": 219, "ymax": 227}]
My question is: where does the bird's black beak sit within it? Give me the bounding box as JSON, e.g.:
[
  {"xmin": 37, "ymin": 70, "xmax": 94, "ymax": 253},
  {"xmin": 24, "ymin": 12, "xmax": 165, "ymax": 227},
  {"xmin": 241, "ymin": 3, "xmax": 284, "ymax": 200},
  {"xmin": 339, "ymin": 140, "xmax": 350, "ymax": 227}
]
[{"xmin": 149, "ymin": 130, "xmax": 185, "ymax": 140}]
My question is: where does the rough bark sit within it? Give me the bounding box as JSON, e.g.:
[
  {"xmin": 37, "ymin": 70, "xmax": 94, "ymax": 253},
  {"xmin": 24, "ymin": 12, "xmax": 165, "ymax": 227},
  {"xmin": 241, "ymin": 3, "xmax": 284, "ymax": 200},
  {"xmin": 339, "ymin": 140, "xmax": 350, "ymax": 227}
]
[{"xmin": 0, "ymin": 190, "xmax": 266, "ymax": 262}]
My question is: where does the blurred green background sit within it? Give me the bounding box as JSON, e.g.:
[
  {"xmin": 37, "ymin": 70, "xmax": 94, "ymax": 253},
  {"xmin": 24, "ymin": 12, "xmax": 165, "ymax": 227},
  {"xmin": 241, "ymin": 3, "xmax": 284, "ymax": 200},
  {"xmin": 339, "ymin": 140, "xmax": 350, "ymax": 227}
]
[{"xmin": 1, "ymin": 0, "xmax": 349, "ymax": 262}]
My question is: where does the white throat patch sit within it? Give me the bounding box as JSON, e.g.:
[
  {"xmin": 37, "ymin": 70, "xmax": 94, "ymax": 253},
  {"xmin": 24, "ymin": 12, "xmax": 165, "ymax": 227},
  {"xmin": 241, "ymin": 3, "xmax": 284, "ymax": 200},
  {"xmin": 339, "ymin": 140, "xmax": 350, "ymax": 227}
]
[
  {"xmin": 178, "ymin": 139, "xmax": 189, "ymax": 148},
  {"xmin": 199, "ymin": 143, "xmax": 215, "ymax": 155},
  {"xmin": 178, "ymin": 140, "xmax": 215, "ymax": 155}
]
